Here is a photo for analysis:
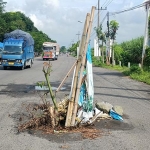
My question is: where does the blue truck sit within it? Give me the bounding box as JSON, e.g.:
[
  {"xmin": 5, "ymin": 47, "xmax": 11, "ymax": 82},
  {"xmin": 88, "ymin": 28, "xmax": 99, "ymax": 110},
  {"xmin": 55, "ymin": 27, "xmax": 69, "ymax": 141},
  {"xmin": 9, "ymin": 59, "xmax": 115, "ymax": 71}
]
[
  {"xmin": 0, "ymin": 42, "xmax": 4, "ymax": 64},
  {"xmin": 1, "ymin": 29, "xmax": 34, "ymax": 70}
]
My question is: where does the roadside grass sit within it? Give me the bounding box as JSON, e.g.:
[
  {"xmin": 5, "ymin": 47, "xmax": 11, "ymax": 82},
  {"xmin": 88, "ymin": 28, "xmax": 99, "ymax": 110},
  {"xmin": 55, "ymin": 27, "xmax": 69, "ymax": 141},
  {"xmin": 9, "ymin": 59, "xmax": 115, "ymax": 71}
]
[
  {"xmin": 92, "ymin": 57, "xmax": 150, "ymax": 85},
  {"xmin": 130, "ymin": 71, "xmax": 150, "ymax": 85}
]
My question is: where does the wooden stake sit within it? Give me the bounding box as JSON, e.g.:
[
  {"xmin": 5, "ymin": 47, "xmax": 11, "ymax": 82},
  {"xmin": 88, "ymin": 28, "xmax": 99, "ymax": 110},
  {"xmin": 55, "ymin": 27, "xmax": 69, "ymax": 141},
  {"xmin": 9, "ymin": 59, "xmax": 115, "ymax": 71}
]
[
  {"xmin": 71, "ymin": 6, "xmax": 95, "ymax": 126},
  {"xmin": 55, "ymin": 61, "xmax": 77, "ymax": 93},
  {"xmin": 65, "ymin": 13, "xmax": 90, "ymax": 127},
  {"xmin": 49, "ymin": 106, "xmax": 55, "ymax": 128}
]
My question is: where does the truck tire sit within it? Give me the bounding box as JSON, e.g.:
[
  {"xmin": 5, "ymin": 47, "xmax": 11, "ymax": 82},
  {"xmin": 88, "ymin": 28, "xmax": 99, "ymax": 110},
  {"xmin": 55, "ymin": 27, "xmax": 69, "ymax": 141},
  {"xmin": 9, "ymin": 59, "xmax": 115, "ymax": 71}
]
[
  {"xmin": 21, "ymin": 66, "xmax": 24, "ymax": 70},
  {"xmin": 29, "ymin": 61, "xmax": 32, "ymax": 68},
  {"xmin": 3, "ymin": 66, "xmax": 7, "ymax": 70},
  {"xmin": 21, "ymin": 63, "xmax": 25, "ymax": 70}
]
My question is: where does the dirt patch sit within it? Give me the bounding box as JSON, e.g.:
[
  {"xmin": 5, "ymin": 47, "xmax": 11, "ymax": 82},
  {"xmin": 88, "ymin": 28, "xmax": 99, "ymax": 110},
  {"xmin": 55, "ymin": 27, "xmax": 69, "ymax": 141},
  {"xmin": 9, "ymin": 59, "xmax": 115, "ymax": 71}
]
[
  {"xmin": 10, "ymin": 102, "xmax": 103, "ymax": 141},
  {"xmin": 10, "ymin": 102, "xmax": 133, "ymax": 143},
  {"xmin": 21, "ymin": 125, "xmax": 104, "ymax": 142}
]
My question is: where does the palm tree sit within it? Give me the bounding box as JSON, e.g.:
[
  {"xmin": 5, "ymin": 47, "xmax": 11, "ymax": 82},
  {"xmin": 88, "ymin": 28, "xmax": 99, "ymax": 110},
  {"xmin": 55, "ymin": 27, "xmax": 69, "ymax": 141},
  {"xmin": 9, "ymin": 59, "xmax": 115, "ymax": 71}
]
[{"xmin": 109, "ymin": 20, "xmax": 119, "ymax": 66}]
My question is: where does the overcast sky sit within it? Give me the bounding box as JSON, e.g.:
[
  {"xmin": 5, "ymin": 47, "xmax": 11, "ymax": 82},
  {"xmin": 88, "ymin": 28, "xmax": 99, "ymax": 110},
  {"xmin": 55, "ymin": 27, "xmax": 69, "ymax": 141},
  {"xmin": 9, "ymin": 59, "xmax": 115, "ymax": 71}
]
[{"xmin": 5, "ymin": 0, "xmax": 146, "ymax": 48}]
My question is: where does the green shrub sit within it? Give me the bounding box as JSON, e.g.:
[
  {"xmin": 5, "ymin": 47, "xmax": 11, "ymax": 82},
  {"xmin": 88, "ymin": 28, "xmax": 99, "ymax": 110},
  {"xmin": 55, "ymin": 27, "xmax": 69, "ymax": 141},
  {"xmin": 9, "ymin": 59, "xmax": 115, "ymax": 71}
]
[
  {"xmin": 92, "ymin": 56, "xmax": 104, "ymax": 67},
  {"xmin": 130, "ymin": 65, "xmax": 142, "ymax": 74},
  {"xmin": 123, "ymin": 69, "xmax": 130, "ymax": 76},
  {"xmin": 130, "ymin": 71, "xmax": 150, "ymax": 84}
]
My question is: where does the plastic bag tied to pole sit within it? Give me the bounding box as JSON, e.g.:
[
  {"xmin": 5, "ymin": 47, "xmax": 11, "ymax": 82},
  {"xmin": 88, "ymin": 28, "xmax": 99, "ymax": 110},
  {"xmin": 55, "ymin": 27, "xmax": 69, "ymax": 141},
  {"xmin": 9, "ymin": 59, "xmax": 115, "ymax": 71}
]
[{"xmin": 78, "ymin": 44, "xmax": 94, "ymax": 113}]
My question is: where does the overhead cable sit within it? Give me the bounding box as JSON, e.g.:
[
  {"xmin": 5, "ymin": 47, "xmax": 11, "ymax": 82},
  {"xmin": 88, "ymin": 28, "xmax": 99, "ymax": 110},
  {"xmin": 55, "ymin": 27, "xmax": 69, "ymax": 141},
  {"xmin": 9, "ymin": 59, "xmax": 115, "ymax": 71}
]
[{"xmin": 110, "ymin": 3, "xmax": 145, "ymax": 15}]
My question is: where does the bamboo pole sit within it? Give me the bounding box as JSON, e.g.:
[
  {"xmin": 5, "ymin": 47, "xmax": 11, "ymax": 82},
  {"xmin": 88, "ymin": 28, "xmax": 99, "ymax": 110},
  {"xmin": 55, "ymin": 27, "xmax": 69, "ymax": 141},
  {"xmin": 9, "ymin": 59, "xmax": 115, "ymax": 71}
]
[
  {"xmin": 65, "ymin": 65, "xmax": 78, "ymax": 126},
  {"xmin": 43, "ymin": 63, "xmax": 58, "ymax": 110},
  {"xmin": 49, "ymin": 106, "xmax": 55, "ymax": 128},
  {"xmin": 55, "ymin": 61, "xmax": 77, "ymax": 93},
  {"xmin": 65, "ymin": 13, "xmax": 90, "ymax": 127},
  {"xmin": 71, "ymin": 6, "xmax": 95, "ymax": 126}
]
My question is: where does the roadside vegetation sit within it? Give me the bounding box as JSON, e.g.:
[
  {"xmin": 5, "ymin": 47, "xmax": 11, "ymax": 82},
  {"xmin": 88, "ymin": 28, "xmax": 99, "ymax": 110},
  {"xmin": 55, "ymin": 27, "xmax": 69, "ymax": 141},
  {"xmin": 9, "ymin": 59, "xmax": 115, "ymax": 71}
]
[
  {"xmin": 68, "ymin": 18, "xmax": 150, "ymax": 85},
  {"xmin": 91, "ymin": 44, "xmax": 150, "ymax": 85},
  {"xmin": 0, "ymin": 1, "xmax": 56, "ymax": 54}
]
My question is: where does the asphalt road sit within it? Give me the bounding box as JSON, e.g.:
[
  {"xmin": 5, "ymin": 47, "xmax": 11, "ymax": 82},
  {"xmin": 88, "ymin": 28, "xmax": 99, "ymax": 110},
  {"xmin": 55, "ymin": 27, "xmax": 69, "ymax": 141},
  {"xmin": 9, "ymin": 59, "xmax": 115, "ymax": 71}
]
[{"xmin": 0, "ymin": 55, "xmax": 150, "ymax": 150}]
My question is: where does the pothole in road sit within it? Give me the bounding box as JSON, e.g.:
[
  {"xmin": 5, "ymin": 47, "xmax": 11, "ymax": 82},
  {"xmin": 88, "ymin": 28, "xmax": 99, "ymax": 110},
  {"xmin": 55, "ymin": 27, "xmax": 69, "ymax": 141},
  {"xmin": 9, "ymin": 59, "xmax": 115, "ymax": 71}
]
[
  {"xmin": 0, "ymin": 84, "xmax": 35, "ymax": 97},
  {"xmin": 11, "ymin": 103, "xmax": 134, "ymax": 143},
  {"xmin": 35, "ymin": 86, "xmax": 66, "ymax": 91},
  {"xmin": 0, "ymin": 83, "xmax": 70, "ymax": 98}
]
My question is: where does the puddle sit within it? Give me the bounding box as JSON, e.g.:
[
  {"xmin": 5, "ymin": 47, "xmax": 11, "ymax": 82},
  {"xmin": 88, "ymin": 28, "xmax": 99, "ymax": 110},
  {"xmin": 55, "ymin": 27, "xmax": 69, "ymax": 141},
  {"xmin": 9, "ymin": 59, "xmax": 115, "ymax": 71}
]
[{"xmin": 35, "ymin": 86, "xmax": 66, "ymax": 91}]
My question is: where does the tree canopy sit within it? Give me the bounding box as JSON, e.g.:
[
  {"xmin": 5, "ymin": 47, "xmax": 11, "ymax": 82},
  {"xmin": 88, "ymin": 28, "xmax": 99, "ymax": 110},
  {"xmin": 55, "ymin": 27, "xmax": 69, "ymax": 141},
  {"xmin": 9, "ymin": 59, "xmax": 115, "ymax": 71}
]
[
  {"xmin": 60, "ymin": 46, "xmax": 67, "ymax": 53},
  {"xmin": 0, "ymin": 1, "xmax": 56, "ymax": 53},
  {"xmin": 109, "ymin": 20, "xmax": 119, "ymax": 41}
]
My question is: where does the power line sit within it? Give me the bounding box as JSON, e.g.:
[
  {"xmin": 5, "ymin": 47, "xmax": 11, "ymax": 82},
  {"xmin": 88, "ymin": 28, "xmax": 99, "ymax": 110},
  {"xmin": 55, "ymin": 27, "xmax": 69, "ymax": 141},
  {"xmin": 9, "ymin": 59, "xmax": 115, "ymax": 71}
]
[
  {"xmin": 104, "ymin": 0, "xmax": 114, "ymax": 8},
  {"xmin": 101, "ymin": 0, "xmax": 111, "ymax": 7},
  {"xmin": 100, "ymin": 0, "xmax": 114, "ymax": 26},
  {"xmin": 93, "ymin": 12, "xmax": 98, "ymax": 24},
  {"xmin": 100, "ymin": 13, "xmax": 107, "ymax": 25},
  {"xmin": 100, "ymin": 3, "xmax": 145, "ymax": 27},
  {"xmin": 98, "ymin": 0, "xmax": 114, "ymax": 23},
  {"xmin": 110, "ymin": 3, "xmax": 145, "ymax": 16},
  {"xmin": 90, "ymin": 31, "xmax": 96, "ymax": 38}
]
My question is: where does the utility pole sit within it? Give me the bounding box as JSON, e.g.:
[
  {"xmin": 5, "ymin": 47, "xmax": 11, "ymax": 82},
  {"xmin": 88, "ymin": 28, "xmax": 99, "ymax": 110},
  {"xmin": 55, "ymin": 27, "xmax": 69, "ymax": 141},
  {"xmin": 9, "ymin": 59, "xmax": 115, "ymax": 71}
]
[
  {"xmin": 96, "ymin": 0, "xmax": 107, "ymax": 57},
  {"xmin": 106, "ymin": 11, "xmax": 110, "ymax": 64},
  {"xmin": 107, "ymin": 12, "xmax": 110, "ymax": 38},
  {"xmin": 142, "ymin": 1, "xmax": 150, "ymax": 67},
  {"xmin": 97, "ymin": 0, "xmax": 100, "ymax": 57},
  {"xmin": 98, "ymin": 0, "xmax": 100, "ymax": 28}
]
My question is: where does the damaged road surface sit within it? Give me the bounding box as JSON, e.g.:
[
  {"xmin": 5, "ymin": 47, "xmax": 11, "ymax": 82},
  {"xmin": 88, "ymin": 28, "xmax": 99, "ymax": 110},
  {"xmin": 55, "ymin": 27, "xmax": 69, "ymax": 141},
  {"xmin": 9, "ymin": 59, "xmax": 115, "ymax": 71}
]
[{"xmin": 0, "ymin": 55, "xmax": 150, "ymax": 150}]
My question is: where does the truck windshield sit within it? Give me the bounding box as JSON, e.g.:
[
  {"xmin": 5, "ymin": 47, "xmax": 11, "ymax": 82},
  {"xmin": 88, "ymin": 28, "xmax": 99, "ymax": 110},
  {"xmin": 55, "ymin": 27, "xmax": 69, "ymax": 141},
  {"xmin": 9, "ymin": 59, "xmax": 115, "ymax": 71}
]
[
  {"xmin": 43, "ymin": 46, "xmax": 53, "ymax": 51},
  {"xmin": 3, "ymin": 46, "xmax": 22, "ymax": 54}
]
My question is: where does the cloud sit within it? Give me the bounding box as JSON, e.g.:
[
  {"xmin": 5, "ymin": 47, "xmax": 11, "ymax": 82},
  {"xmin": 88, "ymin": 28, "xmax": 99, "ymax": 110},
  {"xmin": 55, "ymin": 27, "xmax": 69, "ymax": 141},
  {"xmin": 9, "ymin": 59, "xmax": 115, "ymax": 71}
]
[
  {"xmin": 4, "ymin": 0, "xmax": 146, "ymax": 47},
  {"xmin": 113, "ymin": 7, "xmax": 146, "ymax": 43},
  {"xmin": 22, "ymin": 0, "xmax": 87, "ymax": 47},
  {"xmin": 29, "ymin": 14, "xmax": 44, "ymax": 29}
]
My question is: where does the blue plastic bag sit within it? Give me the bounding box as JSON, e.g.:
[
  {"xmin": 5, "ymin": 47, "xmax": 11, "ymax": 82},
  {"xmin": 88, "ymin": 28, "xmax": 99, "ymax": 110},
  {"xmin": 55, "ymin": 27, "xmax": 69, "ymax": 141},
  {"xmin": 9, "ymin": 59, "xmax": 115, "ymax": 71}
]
[{"xmin": 109, "ymin": 109, "xmax": 123, "ymax": 121}]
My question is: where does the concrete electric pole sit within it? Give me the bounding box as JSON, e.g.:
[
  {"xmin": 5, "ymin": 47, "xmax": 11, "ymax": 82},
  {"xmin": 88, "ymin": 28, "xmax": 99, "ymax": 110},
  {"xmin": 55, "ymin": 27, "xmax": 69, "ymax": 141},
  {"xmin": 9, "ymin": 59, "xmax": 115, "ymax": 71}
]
[
  {"xmin": 106, "ymin": 11, "xmax": 110, "ymax": 64},
  {"xmin": 96, "ymin": 0, "xmax": 107, "ymax": 57},
  {"xmin": 142, "ymin": 1, "xmax": 150, "ymax": 67},
  {"xmin": 98, "ymin": 0, "xmax": 100, "ymax": 28}
]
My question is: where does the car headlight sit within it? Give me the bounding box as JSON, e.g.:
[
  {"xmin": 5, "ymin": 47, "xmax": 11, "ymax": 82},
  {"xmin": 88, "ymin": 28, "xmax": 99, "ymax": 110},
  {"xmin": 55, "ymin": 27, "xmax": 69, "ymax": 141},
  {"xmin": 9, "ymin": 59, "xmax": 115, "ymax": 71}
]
[
  {"xmin": 16, "ymin": 59, "xmax": 22, "ymax": 62},
  {"xmin": 2, "ymin": 59, "xmax": 7, "ymax": 62}
]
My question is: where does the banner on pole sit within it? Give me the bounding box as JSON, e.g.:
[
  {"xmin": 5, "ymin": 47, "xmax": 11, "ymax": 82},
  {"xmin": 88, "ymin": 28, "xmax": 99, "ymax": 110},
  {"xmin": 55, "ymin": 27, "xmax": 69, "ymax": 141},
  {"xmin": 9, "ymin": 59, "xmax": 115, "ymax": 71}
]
[{"xmin": 78, "ymin": 44, "xmax": 94, "ymax": 112}]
